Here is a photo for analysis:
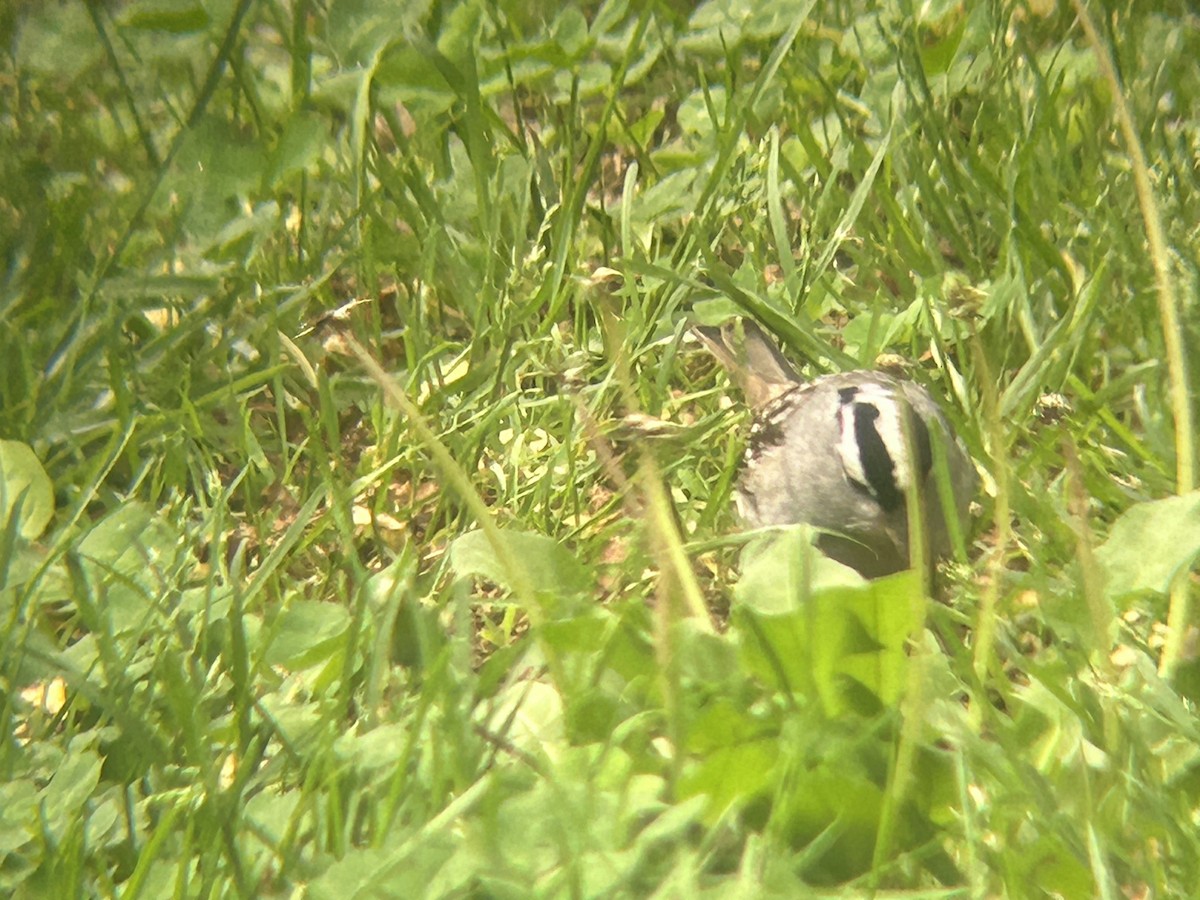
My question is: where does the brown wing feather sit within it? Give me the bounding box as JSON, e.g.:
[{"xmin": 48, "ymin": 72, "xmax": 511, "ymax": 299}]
[{"xmin": 692, "ymin": 319, "xmax": 800, "ymax": 408}]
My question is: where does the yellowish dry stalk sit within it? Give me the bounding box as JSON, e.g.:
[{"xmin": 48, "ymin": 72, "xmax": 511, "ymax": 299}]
[{"xmin": 1070, "ymin": 0, "xmax": 1195, "ymax": 680}]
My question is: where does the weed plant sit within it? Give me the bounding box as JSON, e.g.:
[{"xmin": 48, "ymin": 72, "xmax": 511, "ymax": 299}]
[{"xmin": 1, "ymin": 0, "xmax": 1199, "ymax": 895}]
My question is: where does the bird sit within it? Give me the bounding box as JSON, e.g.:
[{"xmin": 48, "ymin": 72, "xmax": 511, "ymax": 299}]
[{"xmin": 694, "ymin": 318, "xmax": 977, "ymax": 578}]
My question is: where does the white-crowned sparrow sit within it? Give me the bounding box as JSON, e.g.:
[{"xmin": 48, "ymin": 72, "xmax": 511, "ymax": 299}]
[{"xmin": 695, "ymin": 319, "xmax": 977, "ymax": 578}]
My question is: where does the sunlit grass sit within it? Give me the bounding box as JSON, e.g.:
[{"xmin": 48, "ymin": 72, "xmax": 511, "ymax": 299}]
[{"xmin": 1, "ymin": 0, "xmax": 1198, "ymax": 895}]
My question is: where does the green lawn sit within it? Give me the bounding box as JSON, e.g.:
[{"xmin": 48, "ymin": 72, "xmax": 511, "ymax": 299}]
[{"xmin": 2, "ymin": 0, "xmax": 1199, "ymax": 895}]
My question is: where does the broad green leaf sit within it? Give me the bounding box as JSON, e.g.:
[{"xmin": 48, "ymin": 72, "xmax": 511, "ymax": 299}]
[
  {"xmin": 449, "ymin": 528, "xmax": 592, "ymax": 602},
  {"xmin": 0, "ymin": 440, "xmax": 54, "ymax": 540},
  {"xmin": 39, "ymin": 746, "xmax": 102, "ymax": 842},
  {"xmin": 676, "ymin": 739, "xmax": 778, "ymax": 820},
  {"xmin": 733, "ymin": 530, "xmax": 922, "ymax": 714},
  {"xmin": 780, "ymin": 765, "xmax": 885, "ymax": 881},
  {"xmin": 14, "ymin": 4, "xmax": 101, "ymax": 78},
  {"xmin": 0, "ymin": 780, "xmax": 36, "ymax": 857},
  {"xmin": 120, "ymin": 1, "xmax": 210, "ymax": 32},
  {"xmin": 550, "ymin": 6, "xmax": 589, "ymax": 58},
  {"xmin": 308, "ymin": 833, "xmax": 459, "ymax": 900},
  {"xmin": 325, "ymin": 0, "xmax": 426, "ymax": 66},
  {"xmin": 485, "ymin": 678, "xmax": 565, "ymax": 760},
  {"xmin": 264, "ymin": 599, "xmax": 351, "ymax": 668},
  {"xmin": 270, "ymin": 111, "xmax": 330, "ymax": 188},
  {"xmin": 243, "ymin": 791, "xmax": 303, "ymax": 850},
  {"xmin": 76, "ymin": 503, "xmax": 189, "ymax": 636},
  {"xmin": 1096, "ymin": 492, "xmax": 1200, "ymax": 599},
  {"xmin": 83, "ymin": 787, "xmax": 123, "ymax": 847},
  {"xmin": 167, "ymin": 118, "xmax": 268, "ymax": 236},
  {"xmin": 333, "ymin": 724, "xmax": 414, "ymax": 772},
  {"xmin": 684, "ymin": 697, "xmax": 772, "ymax": 755},
  {"xmin": 734, "ymin": 526, "xmax": 866, "ymax": 614}
]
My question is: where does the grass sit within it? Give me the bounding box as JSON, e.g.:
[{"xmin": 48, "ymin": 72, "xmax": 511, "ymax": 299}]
[{"xmin": 2, "ymin": 0, "xmax": 1199, "ymax": 895}]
